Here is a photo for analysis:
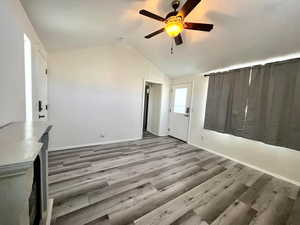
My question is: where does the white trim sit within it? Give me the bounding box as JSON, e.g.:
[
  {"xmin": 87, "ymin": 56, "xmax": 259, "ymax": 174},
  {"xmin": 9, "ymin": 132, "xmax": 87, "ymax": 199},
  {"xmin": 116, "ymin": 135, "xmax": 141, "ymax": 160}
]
[
  {"xmin": 49, "ymin": 137, "xmax": 141, "ymax": 152},
  {"xmin": 141, "ymin": 79, "xmax": 164, "ymax": 137},
  {"xmin": 44, "ymin": 199, "xmax": 53, "ymax": 225},
  {"xmin": 190, "ymin": 143, "xmax": 300, "ymax": 187},
  {"xmin": 187, "ymin": 81, "xmax": 194, "ymax": 143},
  {"xmin": 0, "ymin": 122, "xmax": 12, "ymax": 130},
  {"xmin": 147, "ymin": 130, "xmax": 163, "ymax": 137}
]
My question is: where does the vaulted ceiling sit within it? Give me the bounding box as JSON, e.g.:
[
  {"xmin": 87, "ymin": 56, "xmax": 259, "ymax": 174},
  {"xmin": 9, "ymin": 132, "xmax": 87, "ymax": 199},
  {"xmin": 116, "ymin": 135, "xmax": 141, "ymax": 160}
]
[{"xmin": 21, "ymin": 0, "xmax": 300, "ymax": 76}]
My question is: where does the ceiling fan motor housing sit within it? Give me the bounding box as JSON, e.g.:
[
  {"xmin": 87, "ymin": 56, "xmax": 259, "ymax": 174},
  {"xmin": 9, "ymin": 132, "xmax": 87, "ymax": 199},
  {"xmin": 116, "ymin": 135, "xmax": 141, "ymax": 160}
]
[{"xmin": 165, "ymin": 16, "xmax": 184, "ymax": 37}]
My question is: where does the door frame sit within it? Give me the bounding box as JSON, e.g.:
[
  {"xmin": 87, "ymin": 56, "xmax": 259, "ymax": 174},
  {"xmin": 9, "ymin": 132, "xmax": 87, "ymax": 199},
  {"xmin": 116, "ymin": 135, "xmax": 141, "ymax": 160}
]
[
  {"xmin": 140, "ymin": 79, "xmax": 163, "ymax": 138},
  {"xmin": 169, "ymin": 81, "xmax": 194, "ymax": 143},
  {"xmin": 143, "ymin": 84, "xmax": 150, "ymax": 131}
]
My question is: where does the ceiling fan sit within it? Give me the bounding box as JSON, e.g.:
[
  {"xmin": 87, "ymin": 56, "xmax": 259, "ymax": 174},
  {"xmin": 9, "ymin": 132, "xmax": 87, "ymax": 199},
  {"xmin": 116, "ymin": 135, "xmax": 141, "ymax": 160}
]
[{"xmin": 139, "ymin": 0, "xmax": 213, "ymax": 46}]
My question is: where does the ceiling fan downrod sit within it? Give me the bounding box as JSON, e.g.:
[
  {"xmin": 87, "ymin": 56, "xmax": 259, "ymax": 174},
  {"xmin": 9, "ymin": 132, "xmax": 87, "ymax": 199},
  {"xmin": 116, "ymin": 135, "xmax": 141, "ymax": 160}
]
[{"xmin": 172, "ymin": 0, "xmax": 180, "ymax": 11}]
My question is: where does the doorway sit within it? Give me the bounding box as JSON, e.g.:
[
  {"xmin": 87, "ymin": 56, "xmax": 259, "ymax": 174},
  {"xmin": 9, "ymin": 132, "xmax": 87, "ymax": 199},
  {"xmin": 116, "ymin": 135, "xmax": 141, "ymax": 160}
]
[
  {"xmin": 143, "ymin": 84, "xmax": 150, "ymax": 132},
  {"xmin": 142, "ymin": 82, "xmax": 162, "ymax": 137},
  {"xmin": 169, "ymin": 83, "xmax": 192, "ymax": 142}
]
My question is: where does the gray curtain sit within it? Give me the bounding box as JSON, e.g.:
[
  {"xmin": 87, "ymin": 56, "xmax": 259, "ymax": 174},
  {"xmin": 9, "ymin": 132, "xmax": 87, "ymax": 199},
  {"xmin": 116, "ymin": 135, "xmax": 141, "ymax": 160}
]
[
  {"xmin": 204, "ymin": 68, "xmax": 250, "ymax": 134},
  {"xmin": 227, "ymin": 68, "xmax": 251, "ymax": 136},
  {"xmin": 288, "ymin": 62, "xmax": 300, "ymax": 150},
  {"xmin": 261, "ymin": 59, "xmax": 300, "ymax": 149},
  {"xmin": 204, "ymin": 71, "xmax": 234, "ymax": 133},
  {"xmin": 204, "ymin": 58, "xmax": 300, "ymax": 151},
  {"xmin": 243, "ymin": 64, "xmax": 271, "ymax": 140}
]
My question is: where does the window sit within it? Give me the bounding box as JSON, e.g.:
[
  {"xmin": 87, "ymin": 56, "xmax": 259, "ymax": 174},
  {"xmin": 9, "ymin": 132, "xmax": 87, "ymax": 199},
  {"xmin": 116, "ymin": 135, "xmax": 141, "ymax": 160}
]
[
  {"xmin": 204, "ymin": 58, "xmax": 300, "ymax": 151},
  {"xmin": 24, "ymin": 34, "xmax": 32, "ymax": 121},
  {"xmin": 173, "ymin": 88, "xmax": 187, "ymax": 114}
]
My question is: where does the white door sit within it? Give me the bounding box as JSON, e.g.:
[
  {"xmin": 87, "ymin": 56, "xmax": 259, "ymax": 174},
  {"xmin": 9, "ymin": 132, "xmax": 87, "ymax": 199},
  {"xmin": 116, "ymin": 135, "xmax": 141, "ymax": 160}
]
[
  {"xmin": 169, "ymin": 83, "xmax": 192, "ymax": 141},
  {"xmin": 32, "ymin": 49, "xmax": 48, "ymax": 121}
]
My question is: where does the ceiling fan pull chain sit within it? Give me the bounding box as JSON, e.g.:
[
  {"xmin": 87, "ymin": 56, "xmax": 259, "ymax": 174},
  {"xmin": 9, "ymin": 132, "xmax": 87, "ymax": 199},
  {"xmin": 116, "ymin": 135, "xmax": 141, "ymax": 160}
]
[{"xmin": 171, "ymin": 39, "xmax": 174, "ymax": 55}]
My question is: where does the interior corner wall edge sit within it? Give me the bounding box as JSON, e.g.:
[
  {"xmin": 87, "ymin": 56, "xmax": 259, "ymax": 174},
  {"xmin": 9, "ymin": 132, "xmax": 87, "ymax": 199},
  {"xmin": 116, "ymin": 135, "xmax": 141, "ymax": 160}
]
[
  {"xmin": 0, "ymin": 0, "xmax": 46, "ymax": 126},
  {"xmin": 48, "ymin": 44, "xmax": 170, "ymax": 149},
  {"xmin": 172, "ymin": 75, "xmax": 300, "ymax": 184}
]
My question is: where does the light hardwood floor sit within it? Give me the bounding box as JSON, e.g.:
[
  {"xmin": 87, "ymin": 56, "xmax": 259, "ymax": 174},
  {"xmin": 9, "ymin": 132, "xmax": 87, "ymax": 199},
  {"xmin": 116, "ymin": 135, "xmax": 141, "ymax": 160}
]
[{"xmin": 48, "ymin": 134, "xmax": 300, "ymax": 225}]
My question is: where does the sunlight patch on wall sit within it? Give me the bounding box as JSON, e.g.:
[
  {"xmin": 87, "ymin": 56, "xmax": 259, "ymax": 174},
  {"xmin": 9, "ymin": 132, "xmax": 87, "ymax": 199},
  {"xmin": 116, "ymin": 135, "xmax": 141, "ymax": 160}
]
[{"xmin": 24, "ymin": 34, "xmax": 32, "ymax": 121}]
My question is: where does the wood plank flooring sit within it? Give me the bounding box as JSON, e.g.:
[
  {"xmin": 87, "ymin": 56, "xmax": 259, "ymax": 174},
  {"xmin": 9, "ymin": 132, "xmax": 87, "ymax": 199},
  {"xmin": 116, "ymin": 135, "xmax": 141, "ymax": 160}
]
[{"xmin": 48, "ymin": 134, "xmax": 300, "ymax": 225}]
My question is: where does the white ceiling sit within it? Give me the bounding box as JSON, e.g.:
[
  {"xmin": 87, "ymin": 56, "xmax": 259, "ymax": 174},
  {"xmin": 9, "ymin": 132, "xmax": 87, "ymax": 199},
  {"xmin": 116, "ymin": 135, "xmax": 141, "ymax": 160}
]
[{"xmin": 21, "ymin": 0, "xmax": 300, "ymax": 77}]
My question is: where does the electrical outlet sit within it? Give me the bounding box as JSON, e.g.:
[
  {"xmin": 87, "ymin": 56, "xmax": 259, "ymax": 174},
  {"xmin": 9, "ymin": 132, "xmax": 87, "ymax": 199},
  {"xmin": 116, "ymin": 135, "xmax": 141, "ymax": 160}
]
[{"xmin": 201, "ymin": 135, "xmax": 204, "ymax": 141}]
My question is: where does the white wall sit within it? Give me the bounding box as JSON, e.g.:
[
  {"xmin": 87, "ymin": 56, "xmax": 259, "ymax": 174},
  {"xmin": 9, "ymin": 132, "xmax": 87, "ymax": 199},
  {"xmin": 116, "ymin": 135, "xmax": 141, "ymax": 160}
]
[
  {"xmin": 172, "ymin": 75, "xmax": 300, "ymax": 185},
  {"xmin": 48, "ymin": 44, "xmax": 170, "ymax": 149},
  {"xmin": 0, "ymin": 0, "xmax": 46, "ymax": 126}
]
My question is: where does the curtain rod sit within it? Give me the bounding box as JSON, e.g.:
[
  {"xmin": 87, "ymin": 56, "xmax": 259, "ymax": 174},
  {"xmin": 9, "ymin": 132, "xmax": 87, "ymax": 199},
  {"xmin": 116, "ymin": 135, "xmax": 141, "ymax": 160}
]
[
  {"xmin": 203, "ymin": 67, "xmax": 251, "ymax": 77},
  {"xmin": 204, "ymin": 68, "xmax": 253, "ymax": 78},
  {"xmin": 203, "ymin": 56, "xmax": 300, "ymax": 77},
  {"xmin": 203, "ymin": 69, "xmax": 244, "ymax": 78}
]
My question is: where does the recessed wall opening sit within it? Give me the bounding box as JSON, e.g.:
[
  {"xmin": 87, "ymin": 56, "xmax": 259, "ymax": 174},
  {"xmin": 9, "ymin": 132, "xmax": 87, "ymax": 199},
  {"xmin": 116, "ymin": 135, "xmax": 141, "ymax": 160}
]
[
  {"xmin": 142, "ymin": 82, "xmax": 162, "ymax": 137},
  {"xmin": 24, "ymin": 34, "xmax": 33, "ymax": 122}
]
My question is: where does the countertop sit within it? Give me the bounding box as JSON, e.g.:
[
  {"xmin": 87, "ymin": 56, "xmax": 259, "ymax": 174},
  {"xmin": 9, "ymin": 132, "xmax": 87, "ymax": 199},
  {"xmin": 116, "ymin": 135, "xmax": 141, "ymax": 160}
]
[{"xmin": 0, "ymin": 122, "xmax": 51, "ymax": 173}]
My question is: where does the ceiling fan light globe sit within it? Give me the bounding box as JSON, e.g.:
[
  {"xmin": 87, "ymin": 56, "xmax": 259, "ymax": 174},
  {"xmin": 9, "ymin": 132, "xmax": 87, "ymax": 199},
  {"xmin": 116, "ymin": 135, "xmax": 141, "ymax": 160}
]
[{"xmin": 165, "ymin": 16, "xmax": 184, "ymax": 38}]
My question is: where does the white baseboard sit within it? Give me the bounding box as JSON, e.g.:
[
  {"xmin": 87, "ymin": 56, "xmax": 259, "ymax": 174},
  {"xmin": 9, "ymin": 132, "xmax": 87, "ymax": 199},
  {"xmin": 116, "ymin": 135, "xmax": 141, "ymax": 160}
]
[
  {"xmin": 149, "ymin": 131, "xmax": 162, "ymax": 136},
  {"xmin": 49, "ymin": 137, "xmax": 141, "ymax": 152},
  {"xmin": 190, "ymin": 143, "xmax": 300, "ymax": 187},
  {"xmin": 146, "ymin": 129, "xmax": 160, "ymax": 136},
  {"xmin": 0, "ymin": 122, "xmax": 12, "ymax": 129}
]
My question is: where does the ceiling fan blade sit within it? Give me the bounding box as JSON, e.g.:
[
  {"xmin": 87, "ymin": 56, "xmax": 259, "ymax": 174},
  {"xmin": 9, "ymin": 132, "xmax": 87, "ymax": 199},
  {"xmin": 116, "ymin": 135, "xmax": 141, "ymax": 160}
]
[
  {"xmin": 174, "ymin": 34, "xmax": 183, "ymax": 46},
  {"xmin": 184, "ymin": 22, "xmax": 214, "ymax": 32},
  {"xmin": 178, "ymin": 0, "xmax": 202, "ymax": 18},
  {"xmin": 139, "ymin": 9, "xmax": 165, "ymax": 22},
  {"xmin": 145, "ymin": 28, "xmax": 165, "ymax": 39}
]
